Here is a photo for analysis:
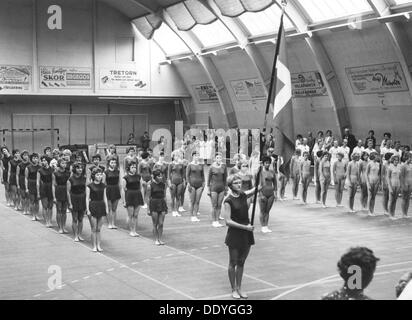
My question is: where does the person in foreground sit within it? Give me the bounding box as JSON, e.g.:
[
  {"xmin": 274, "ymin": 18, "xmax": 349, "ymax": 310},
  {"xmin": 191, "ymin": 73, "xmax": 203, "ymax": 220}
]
[
  {"xmin": 222, "ymin": 174, "xmax": 259, "ymax": 300},
  {"xmin": 395, "ymin": 272, "xmax": 412, "ymax": 299},
  {"xmin": 322, "ymin": 247, "xmax": 380, "ymax": 300}
]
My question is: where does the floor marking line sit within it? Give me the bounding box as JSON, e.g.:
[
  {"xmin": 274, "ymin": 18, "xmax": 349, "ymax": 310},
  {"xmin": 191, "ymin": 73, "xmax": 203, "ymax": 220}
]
[
  {"xmin": 270, "ymin": 261, "xmax": 412, "ymax": 300},
  {"xmin": 0, "ymin": 203, "xmax": 196, "ymax": 300}
]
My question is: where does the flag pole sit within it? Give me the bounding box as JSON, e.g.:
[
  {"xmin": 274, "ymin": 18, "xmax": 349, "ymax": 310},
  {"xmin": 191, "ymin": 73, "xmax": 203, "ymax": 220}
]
[{"xmin": 250, "ymin": 0, "xmax": 287, "ymax": 227}]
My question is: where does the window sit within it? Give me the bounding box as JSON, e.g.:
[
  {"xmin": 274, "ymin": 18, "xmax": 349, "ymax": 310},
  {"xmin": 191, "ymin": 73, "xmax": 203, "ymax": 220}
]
[
  {"xmin": 152, "ymin": 23, "xmax": 190, "ymax": 56},
  {"xmin": 238, "ymin": 4, "xmax": 295, "ymax": 36},
  {"xmin": 190, "ymin": 20, "xmax": 236, "ymax": 47},
  {"xmin": 296, "ymin": 0, "xmax": 372, "ymax": 23}
]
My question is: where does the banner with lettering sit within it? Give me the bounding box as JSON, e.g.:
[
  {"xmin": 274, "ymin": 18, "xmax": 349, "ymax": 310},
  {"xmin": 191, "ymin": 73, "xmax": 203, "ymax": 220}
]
[
  {"xmin": 0, "ymin": 65, "xmax": 32, "ymax": 92},
  {"xmin": 292, "ymin": 71, "xmax": 328, "ymax": 97},
  {"xmin": 99, "ymin": 67, "xmax": 147, "ymax": 90},
  {"xmin": 40, "ymin": 66, "xmax": 92, "ymax": 89},
  {"xmin": 346, "ymin": 62, "xmax": 409, "ymax": 95},
  {"xmin": 192, "ymin": 84, "xmax": 219, "ymax": 103},
  {"xmin": 230, "ymin": 78, "xmax": 266, "ymax": 101}
]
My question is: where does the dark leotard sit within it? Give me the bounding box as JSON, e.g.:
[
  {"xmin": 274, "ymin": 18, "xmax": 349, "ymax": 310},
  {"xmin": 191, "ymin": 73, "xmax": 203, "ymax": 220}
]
[
  {"xmin": 224, "ymin": 192, "xmax": 255, "ymax": 249},
  {"xmin": 187, "ymin": 163, "xmax": 204, "ymax": 189},
  {"xmin": 18, "ymin": 161, "xmax": 30, "ymax": 189},
  {"xmin": 105, "ymin": 169, "xmax": 121, "ymax": 201},
  {"xmin": 9, "ymin": 159, "xmax": 21, "ymax": 186},
  {"xmin": 1, "ymin": 155, "xmax": 11, "ymax": 182},
  {"xmin": 39, "ymin": 167, "xmax": 53, "ymax": 200},
  {"xmin": 208, "ymin": 165, "xmax": 227, "ymax": 193},
  {"xmin": 27, "ymin": 164, "xmax": 41, "ymax": 195},
  {"xmin": 123, "ymin": 173, "xmax": 144, "ymax": 207},
  {"xmin": 149, "ymin": 181, "xmax": 168, "ymax": 213},
  {"xmin": 88, "ymin": 182, "xmax": 106, "ymax": 218},
  {"xmin": 69, "ymin": 175, "xmax": 86, "ymax": 212},
  {"xmin": 54, "ymin": 170, "xmax": 70, "ymax": 201}
]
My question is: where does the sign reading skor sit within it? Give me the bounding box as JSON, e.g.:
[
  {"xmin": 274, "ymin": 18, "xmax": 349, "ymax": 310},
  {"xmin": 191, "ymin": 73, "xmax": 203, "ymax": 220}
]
[{"xmin": 40, "ymin": 66, "xmax": 92, "ymax": 89}]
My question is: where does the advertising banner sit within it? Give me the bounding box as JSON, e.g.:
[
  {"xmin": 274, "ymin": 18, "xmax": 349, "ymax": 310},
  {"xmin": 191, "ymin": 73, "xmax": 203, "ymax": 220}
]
[
  {"xmin": 346, "ymin": 62, "xmax": 409, "ymax": 94},
  {"xmin": 99, "ymin": 67, "xmax": 147, "ymax": 90},
  {"xmin": 292, "ymin": 71, "xmax": 327, "ymax": 97},
  {"xmin": 230, "ymin": 78, "xmax": 266, "ymax": 101},
  {"xmin": 0, "ymin": 65, "xmax": 32, "ymax": 92},
  {"xmin": 192, "ymin": 84, "xmax": 219, "ymax": 103},
  {"xmin": 40, "ymin": 66, "xmax": 92, "ymax": 89}
]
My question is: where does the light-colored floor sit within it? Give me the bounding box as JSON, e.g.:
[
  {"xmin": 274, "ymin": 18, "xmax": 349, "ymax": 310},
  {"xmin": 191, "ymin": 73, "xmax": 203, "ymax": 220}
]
[{"xmin": 0, "ymin": 181, "xmax": 411, "ymax": 300}]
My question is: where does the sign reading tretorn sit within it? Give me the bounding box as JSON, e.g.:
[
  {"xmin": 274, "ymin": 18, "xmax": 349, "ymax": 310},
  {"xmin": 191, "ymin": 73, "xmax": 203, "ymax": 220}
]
[
  {"xmin": 99, "ymin": 68, "xmax": 147, "ymax": 90},
  {"xmin": 40, "ymin": 66, "xmax": 92, "ymax": 89},
  {"xmin": 346, "ymin": 62, "xmax": 409, "ymax": 95},
  {"xmin": 0, "ymin": 65, "xmax": 32, "ymax": 92}
]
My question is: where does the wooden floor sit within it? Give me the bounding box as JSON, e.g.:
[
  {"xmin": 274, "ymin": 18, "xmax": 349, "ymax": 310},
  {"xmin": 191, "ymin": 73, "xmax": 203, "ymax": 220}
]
[{"xmin": 0, "ymin": 181, "xmax": 411, "ymax": 300}]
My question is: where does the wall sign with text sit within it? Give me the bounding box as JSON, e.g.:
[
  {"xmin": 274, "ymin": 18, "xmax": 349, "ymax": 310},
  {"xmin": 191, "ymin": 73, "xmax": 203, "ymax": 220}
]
[
  {"xmin": 40, "ymin": 66, "xmax": 92, "ymax": 89},
  {"xmin": 0, "ymin": 65, "xmax": 32, "ymax": 92},
  {"xmin": 192, "ymin": 84, "xmax": 219, "ymax": 103},
  {"xmin": 346, "ymin": 62, "xmax": 409, "ymax": 95},
  {"xmin": 230, "ymin": 78, "xmax": 266, "ymax": 101},
  {"xmin": 292, "ymin": 71, "xmax": 328, "ymax": 97},
  {"xmin": 99, "ymin": 68, "xmax": 147, "ymax": 90}
]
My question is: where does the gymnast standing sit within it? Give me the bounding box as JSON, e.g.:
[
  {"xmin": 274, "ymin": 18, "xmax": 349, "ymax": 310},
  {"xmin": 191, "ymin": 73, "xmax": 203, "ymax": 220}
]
[
  {"xmin": 8, "ymin": 149, "xmax": 21, "ymax": 210},
  {"xmin": 400, "ymin": 153, "xmax": 411, "ymax": 218},
  {"xmin": 366, "ymin": 153, "xmax": 381, "ymax": 216},
  {"xmin": 381, "ymin": 153, "xmax": 393, "ymax": 215},
  {"xmin": 207, "ymin": 153, "xmax": 228, "ymax": 227},
  {"xmin": 300, "ymin": 151, "xmax": 312, "ymax": 205},
  {"xmin": 138, "ymin": 152, "xmax": 152, "ymax": 210},
  {"xmin": 290, "ymin": 149, "xmax": 301, "ymax": 201},
  {"xmin": 105, "ymin": 156, "xmax": 121, "ymax": 229},
  {"xmin": 86, "ymin": 167, "xmax": 108, "ymax": 252},
  {"xmin": 16, "ymin": 150, "xmax": 30, "ymax": 214},
  {"xmin": 168, "ymin": 152, "xmax": 185, "ymax": 217},
  {"xmin": 0, "ymin": 146, "xmax": 12, "ymax": 207},
  {"xmin": 359, "ymin": 152, "xmax": 370, "ymax": 211},
  {"xmin": 314, "ymin": 151, "xmax": 323, "ymax": 204},
  {"xmin": 347, "ymin": 153, "xmax": 360, "ymax": 213},
  {"xmin": 67, "ymin": 163, "xmax": 87, "ymax": 242},
  {"xmin": 153, "ymin": 151, "xmax": 168, "ymax": 183},
  {"xmin": 147, "ymin": 170, "xmax": 168, "ymax": 245},
  {"xmin": 186, "ymin": 151, "xmax": 205, "ymax": 222},
  {"xmin": 333, "ymin": 152, "xmax": 346, "ymax": 207},
  {"xmin": 122, "ymin": 161, "xmax": 144, "ymax": 237},
  {"xmin": 387, "ymin": 155, "xmax": 401, "ymax": 220},
  {"xmin": 238, "ymin": 161, "xmax": 254, "ymax": 208},
  {"xmin": 319, "ymin": 152, "xmax": 331, "ymax": 208},
  {"xmin": 223, "ymin": 174, "xmax": 257, "ymax": 300},
  {"xmin": 25, "ymin": 153, "xmax": 41, "ymax": 221},
  {"xmin": 37, "ymin": 155, "xmax": 54, "ymax": 227},
  {"xmin": 259, "ymin": 156, "xmax": 276, "ymax": 233},
  {"xmin": 53, "ymin": 159, "xmax": 71, "ymax": 233}
]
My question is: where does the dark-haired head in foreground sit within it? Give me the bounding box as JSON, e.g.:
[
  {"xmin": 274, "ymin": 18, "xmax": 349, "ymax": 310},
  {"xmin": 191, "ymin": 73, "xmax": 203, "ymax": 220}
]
[{"xmin": 322, "ymin": 247, "xmax": 379, "ymax": 300}]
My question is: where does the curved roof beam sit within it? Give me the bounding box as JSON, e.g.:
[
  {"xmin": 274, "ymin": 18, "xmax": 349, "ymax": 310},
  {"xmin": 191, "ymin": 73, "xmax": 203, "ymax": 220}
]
[
  {"xmin": 162, "ymin": 11, "xmax": 239, "ymax": 128},
  {"xmin": 131, "ymin": 0, "xmax": 238, "ymax": 128},
  {"xmin": 367, "ymin": 0, "xmax": 412, "ymax": 99},
  {"xmin": 283, "ymin": 0, "xmax": 351, "ymax": 136},
  {"xmin": 202, "ymin": 0, "xmax": 271, "ymax": 94}
]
